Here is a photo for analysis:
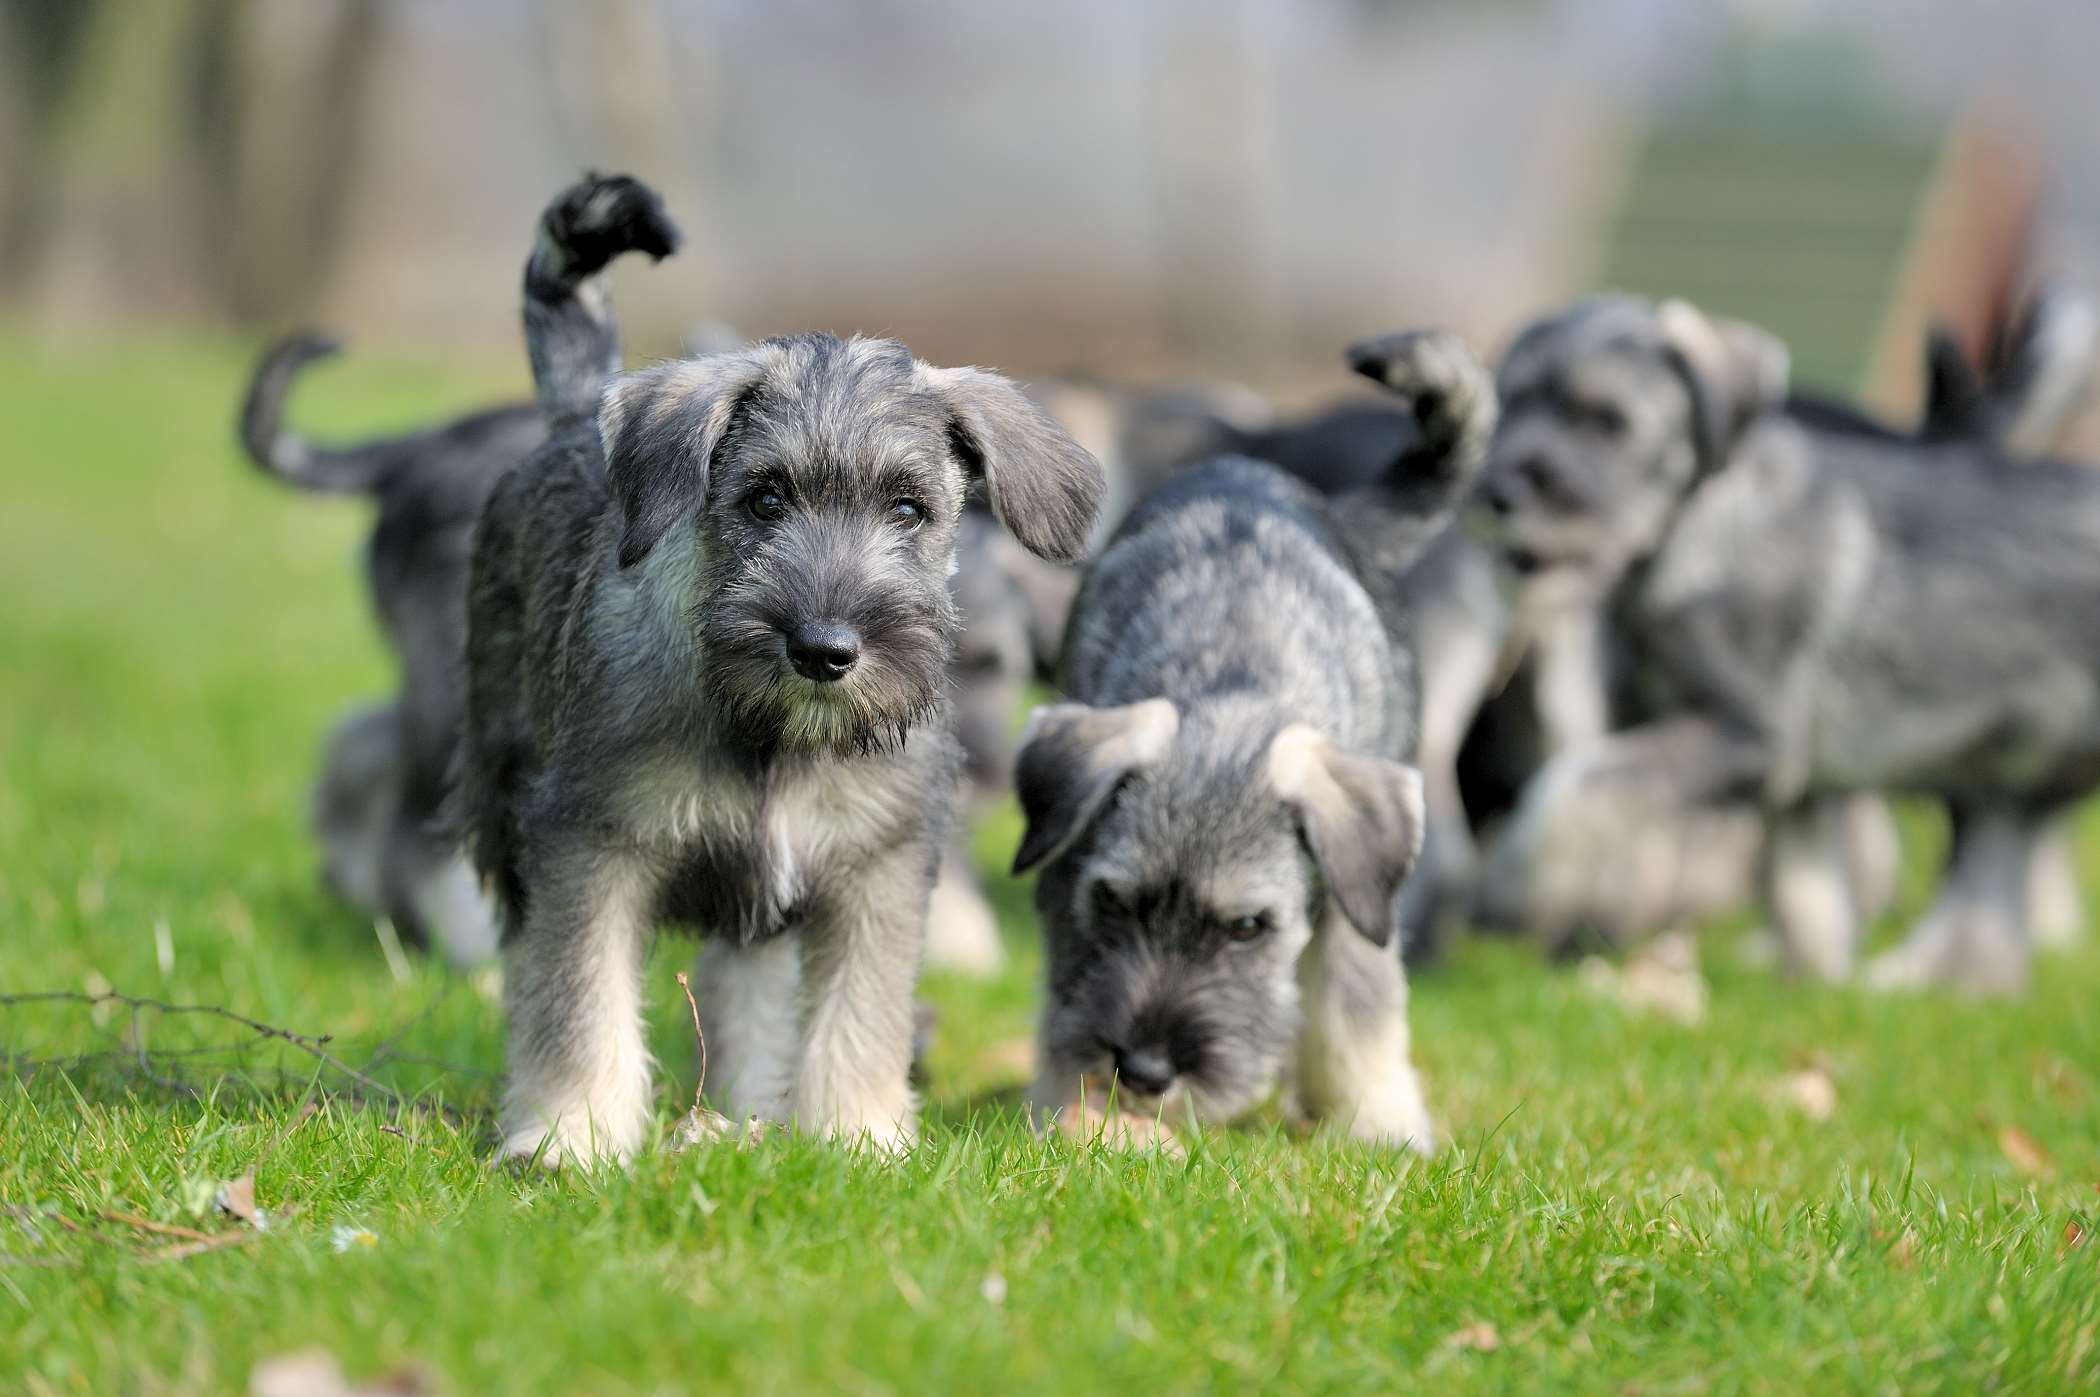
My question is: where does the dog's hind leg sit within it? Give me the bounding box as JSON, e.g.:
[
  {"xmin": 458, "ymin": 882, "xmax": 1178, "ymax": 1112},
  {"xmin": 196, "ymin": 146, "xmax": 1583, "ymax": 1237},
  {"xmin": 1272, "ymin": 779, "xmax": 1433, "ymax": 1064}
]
[
  {"xmin": 691, "ymin": 934, "xmax": 801, "ymax": 1126},
  {"xmin": 922, "ymin": 836, "xmax": 1005, "ymax": 977},
  {"xmin": 312, "ymin": 703, "xmax": 401, "ymax": 917},
  {"xmin": 500, "ymin": 850, "xmax": 657, "ymax": 1164},
  {"xmin": 1867, "ymin": 803, "xmax": 2037, "ymax": 996},
  {"xmin": 791, "ymin": 843, "xmax": 928, "ymax": 1152},
  {"xmin": 1762, "ymin": 797, "xmax": 1863, "ymax": 982},
  {"xmin": 2028, "ymin": 820, "xmax": 2084, "ymax": 952},
  {"xmin": 1295, "ymin": 907, "xmax": 1435, "ymax": 1156}
]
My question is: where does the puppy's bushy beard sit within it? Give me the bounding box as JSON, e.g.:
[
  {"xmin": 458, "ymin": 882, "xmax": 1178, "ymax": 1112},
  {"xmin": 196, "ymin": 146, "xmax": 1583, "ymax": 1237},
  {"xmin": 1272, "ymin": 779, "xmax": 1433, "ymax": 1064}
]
[
  {"xmin": 699, "ymin": 569, "xmax": 957, "ymax": 760},
  {"xmin": 1040, "ymin": 943, "xmax": 1301, "ymax": 1123}
]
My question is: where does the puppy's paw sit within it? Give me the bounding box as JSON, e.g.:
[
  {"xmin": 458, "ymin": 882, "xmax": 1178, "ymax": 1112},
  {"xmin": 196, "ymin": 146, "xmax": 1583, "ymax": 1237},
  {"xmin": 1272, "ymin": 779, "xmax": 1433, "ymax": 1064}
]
[
  {"xmin": 535, "ymin": 173, "xmax": 682, "ymax": 287},
  {"xmin": 1045, "ymin": 1100, "xmax": 1186, "ymax": 1158},
  {"xmin": 825, "ymin": 1113, "xmax": 917, "ymax": 1157},
  {"xmin": 923, "ymin": 863, "xmax": 1006, "ymax": 978},
  {"xmin": 1345, "ymin": 1107, "xmax": 1438, "ymax": 1158},
  {"xmin": 1344, "ymin": 327, "xmax": 1496, "ymax": 464}
]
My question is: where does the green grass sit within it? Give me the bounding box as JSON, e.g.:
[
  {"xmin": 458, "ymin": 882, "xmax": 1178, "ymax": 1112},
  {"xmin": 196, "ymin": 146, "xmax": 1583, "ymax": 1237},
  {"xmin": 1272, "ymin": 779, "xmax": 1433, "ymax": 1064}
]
[{"xmin": 2, "ymin": 333, "xmax": 2097, "ymax": 1395}]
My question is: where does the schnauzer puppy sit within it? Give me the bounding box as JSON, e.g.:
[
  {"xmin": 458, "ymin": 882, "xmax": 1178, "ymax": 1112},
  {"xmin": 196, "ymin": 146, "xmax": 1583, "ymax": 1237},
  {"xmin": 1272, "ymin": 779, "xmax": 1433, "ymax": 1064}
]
[
  {"xmin": 240, "ymin": 335, "xmax": 545, "ymax": 963},
  {"xmin": 460, "ymin": 174, "xmax": 1103, "ymax": 1162},
  {"xmin": 1010, "ymin": 329, "xmax": 1495, "ymax": 1152},
  {"xmin": 1477, "ymin": 292, "xmax": 2100, "ymax": 993},
  {"xmin": 1059, "ymin": 375, "xmax": 1513, "ymax": 963}
]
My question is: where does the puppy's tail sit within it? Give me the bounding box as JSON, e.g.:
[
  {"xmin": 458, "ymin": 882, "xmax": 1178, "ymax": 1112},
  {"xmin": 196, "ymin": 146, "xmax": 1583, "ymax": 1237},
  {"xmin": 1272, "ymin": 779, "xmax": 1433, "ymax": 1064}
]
[
  {"xmin": 238, "ymin": 332, "xmax": 396, "ymax": 494},
  {"xmin": 522, "ymin": 172, "xmax": 682, "ymax": 427},
  {"xmin": 1338, "ymin": 328, "xmax": 1499, "ymax": 572},
  {"xmin": 1923, "ymin": 283, "xmax": 2098, "ymax": 453}
]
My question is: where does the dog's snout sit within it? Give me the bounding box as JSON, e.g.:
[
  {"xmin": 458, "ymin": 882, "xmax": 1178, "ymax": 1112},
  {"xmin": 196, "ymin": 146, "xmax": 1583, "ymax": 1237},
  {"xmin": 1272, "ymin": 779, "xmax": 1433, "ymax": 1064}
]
[
  {"xmin": 786, "ymin": 621, "xmax": 862, "ymax": 682},
  {"xmin": 1113, "ymin": 1043, "xmax": 1176, "ymax": 1098}
]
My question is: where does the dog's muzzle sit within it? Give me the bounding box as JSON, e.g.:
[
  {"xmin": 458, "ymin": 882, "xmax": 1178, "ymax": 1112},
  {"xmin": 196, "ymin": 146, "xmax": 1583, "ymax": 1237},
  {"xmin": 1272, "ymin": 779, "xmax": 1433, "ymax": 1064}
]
[{"xmin": 785, "ymin": 620, "xmax": 862, "ymax": 683}]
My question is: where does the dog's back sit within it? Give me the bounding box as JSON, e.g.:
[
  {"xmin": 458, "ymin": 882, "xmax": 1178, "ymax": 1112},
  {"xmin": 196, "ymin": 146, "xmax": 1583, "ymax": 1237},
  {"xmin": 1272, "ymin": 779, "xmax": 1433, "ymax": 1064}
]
[{"xmin": 1065, "ymin": 456, "xmax": 1410, "ymax": 760}]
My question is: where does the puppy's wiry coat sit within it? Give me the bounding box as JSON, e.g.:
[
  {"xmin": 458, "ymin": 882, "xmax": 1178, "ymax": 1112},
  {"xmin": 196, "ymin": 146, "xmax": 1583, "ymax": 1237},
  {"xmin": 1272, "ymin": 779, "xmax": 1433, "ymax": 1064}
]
[
  {"xmin": 1012, "ymin": 330, "xmax": 1494, "ymax": 1152},
  {"xmin": 462, "ymin": 176, "xmax": 1103, "ymax": 1162}
]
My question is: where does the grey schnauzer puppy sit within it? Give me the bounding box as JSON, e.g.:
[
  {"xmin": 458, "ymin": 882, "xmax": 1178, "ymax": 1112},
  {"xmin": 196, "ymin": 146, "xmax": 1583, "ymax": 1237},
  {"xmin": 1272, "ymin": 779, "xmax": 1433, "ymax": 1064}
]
[
  {"xmin": 460, "ymin": 175, "xmax": 1103, "ymax": 1162},
  {"xmin": 1066, "ymin": 380, "xmax": 1513, "ymax": 963},
  {"xmin": 1477, "ymin": 292, "xmax": 2100, "ymax": 993},
  {"xmin": 240, "ymin": 336, "xmax": 544, "ymax": 964},
  {"xmin": 1011, "ymin": 329, "xmax": 1495, "ymax": 1152}
]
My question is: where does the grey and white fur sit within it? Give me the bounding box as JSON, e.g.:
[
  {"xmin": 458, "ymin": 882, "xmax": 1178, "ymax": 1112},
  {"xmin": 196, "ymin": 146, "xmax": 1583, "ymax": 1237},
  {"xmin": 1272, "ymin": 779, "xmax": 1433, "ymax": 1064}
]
[
  {"xmin": 239, "ymin": 336, "xmax": 545, "ymax": 964},
  {"xmin": 1011, "ymin": 329, "xmax": 1495, "ymax": 1152},
  {"xmin": 460, "ymin": 174, "xmax": 1104, "ymax": 1163},
  {"xmin": 1068, "ymin": 377, "xmax": 1513, "ymax": 962},
  {"xmin": 1476, "ymin": 291, "xmax": 2100, "ymax": 993}
]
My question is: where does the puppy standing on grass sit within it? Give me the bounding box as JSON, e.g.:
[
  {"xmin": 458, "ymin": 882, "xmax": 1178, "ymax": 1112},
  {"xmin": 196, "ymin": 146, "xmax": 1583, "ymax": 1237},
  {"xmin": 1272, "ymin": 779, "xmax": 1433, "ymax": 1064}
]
[
  {"xmin": 461, "ymin": 174, "xmax": 1104, "ymax": 1163},
  {"xmin": 1011, "ymin": 330, "xmax": 1495, "ymax": 1153}
]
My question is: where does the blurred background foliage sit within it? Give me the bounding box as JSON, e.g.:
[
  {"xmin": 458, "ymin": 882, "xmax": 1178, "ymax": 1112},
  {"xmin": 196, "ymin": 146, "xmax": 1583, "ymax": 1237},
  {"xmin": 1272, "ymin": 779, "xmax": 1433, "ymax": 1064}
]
[{"xmin": 1, "ymin": 0, "xmax": 2097, "ymax": 440}]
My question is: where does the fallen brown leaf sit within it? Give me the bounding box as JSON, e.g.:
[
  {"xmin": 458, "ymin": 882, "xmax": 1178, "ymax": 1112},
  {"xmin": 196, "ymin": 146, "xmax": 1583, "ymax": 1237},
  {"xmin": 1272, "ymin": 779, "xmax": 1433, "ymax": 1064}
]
[
  {"xmin": 2065, "ymin": 1220, "xmax": 2088, "ymax": 1252},
  {"xmin": 1778, "ymin": 1067, "xmax": 1837, "ymax": 1121},
  {"xmin": 979, "ymin": 1037, "xmax": 1037, "ymax": 1080},
  {"xmin": 1999, "ymin": 1127, "xmax": 2056, "ymax": 1178},
  {"xmin": 1445, "ymin": 1321, "xmax": 1501, "ymax": 1352},
  {"xmin": 217, "ymin": 1173, "xmax": 262, "ymax": 1228},
  {"xmin": 250, "ymin": 1349, "xmax": 428, "ymax": 1397}
]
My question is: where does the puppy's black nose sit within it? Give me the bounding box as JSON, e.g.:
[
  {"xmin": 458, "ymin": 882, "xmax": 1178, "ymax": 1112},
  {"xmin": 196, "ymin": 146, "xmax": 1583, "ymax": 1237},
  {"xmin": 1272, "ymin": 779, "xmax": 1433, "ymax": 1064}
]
[
  {"xmin": 787, "ymin": 621, "xmax": 861, "ymax": 682},
  {"xmin": 1113, "ymin": 1043, "xmax": 1176, "ymax": 1098}
]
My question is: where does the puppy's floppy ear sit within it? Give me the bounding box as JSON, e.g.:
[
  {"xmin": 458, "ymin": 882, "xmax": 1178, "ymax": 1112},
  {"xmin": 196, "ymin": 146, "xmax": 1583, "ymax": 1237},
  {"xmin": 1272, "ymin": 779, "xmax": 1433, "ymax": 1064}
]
[
  {"xmin": 1011, "ymin": 699, "xmax": 1178, "ymax": 874},
  {"xmin": 916, "ymin": 364, "xmax": 1107, "ymax": 563},
  {"xmin": 1266, "ymin": 724, "xmax": 1424, "ymax": 947},
  {"xmin": 598, "ymin": 352, "xmax": 769, "ymax": 568},
  {"xmin": 1656, "ymin": 299, "xmax": 1789, "ymax": 477}
]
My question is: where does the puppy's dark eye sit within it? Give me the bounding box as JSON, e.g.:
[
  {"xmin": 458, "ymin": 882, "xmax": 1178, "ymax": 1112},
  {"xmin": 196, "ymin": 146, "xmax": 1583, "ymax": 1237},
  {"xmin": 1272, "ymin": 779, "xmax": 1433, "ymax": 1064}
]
[
  {"xmin": 890, "ymin": 499, "xmax": 926, "ymax": 529},
  {"xmin": 1224, "ymin": 912, "xmax": 1272, "ymax": 942},
  {"xmin": 1091, "ymin": 882, "xmax": 1132, "ymax": 921},
  {"xmin": 748, "ymin": 489, "xmax": 787, "ymax": 522},
  {"xmin": 1583, "ymin": 404, "xmax": 1628, "ymax": 437}
]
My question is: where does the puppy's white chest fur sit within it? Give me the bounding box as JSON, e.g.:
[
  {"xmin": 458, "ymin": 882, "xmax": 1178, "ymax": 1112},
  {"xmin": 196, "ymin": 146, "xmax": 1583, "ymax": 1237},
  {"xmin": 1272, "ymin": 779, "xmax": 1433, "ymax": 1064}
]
[{"xmin": 624, "ymin": 749, "xmax": 921, "ymax": 940}]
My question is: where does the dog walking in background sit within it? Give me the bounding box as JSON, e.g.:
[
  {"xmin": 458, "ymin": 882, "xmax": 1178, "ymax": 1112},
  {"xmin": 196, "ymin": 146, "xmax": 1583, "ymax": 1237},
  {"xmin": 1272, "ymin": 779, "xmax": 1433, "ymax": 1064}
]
[
  {"xmin": 1011, "ymin": 328, "xmax": 1495, "ymax": 1152},
  {"xmin": 239, "ymin": 337, "xmax": 543, "ymax": 964},
  {"xmin": 1475, "ymin": 292, "xmax": 2100, "ymax": 993},
  {"xmin": 460, "ymin": 174, "xmax": 1104, "ymax": 1163}
]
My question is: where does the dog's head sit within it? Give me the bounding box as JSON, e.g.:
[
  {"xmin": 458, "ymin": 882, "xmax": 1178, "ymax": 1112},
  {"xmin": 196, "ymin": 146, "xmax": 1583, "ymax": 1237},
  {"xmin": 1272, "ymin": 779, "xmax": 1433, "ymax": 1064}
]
[
  {"xmin": 1012, "ymin": 698, "xmax": 1423, "ymax": 1121},
  {"xmin": 1481, "ymin": 296, "xmax": 1788, "ymax": 588},
  {"xmin": 598, "ymin": 333, "xmax": 1104, "ymax": 756}
]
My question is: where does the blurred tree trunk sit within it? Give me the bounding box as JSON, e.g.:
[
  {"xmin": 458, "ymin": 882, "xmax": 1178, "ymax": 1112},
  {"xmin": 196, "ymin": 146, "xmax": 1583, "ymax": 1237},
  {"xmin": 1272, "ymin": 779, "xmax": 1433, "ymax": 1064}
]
[
  {"xmin": 202, "ymin": 0, "xmax": 384, "ymax": 324},
  {"xmin": 0, "ymin": 0, "xmax": 104, "ymax": 297},
  {"xmin": 4, "ymin": 0, "xmax": 383, "ymax": 330}
]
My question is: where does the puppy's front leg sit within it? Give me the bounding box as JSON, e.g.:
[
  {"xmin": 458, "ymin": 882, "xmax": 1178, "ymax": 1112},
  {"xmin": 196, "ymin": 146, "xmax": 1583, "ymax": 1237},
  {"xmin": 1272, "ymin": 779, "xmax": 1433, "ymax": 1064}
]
[
  {"xmin": 691, "ymin": 934, "xmax": 801, "ymax": 1125},
  {"xmin": 1296, "ymin": 908, "xmax": 1436, "ymax": 1156},
  {"xmin": 792, "ymin": 842, "xmax": 929, "ymax": 1152},
  {"xmin": 500, "ymin": 849, "xmax": 656, "ymax": 1165}
]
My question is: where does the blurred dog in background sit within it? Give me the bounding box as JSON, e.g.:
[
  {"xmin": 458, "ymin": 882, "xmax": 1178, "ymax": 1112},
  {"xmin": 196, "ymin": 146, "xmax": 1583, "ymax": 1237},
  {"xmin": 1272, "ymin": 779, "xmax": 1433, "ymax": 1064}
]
[
  {"xmin": 1473, "ymin": 289, "xmax": 2100, "ymax": 992},
  {"xmin": 239, "ymin": 336, "xmax": 542, "ymax": 964}
]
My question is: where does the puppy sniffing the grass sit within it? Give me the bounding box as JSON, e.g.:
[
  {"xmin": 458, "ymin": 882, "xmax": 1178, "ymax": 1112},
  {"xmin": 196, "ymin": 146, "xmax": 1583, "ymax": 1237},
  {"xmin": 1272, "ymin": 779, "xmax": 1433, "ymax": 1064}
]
[
  {"xmin": 1011, "ymin": 330, "xmax": 1495, "ymax": 1153},
  {"xmin": 460, "ymin": 174, "xmax": 1105, "ymax": 1163}
]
